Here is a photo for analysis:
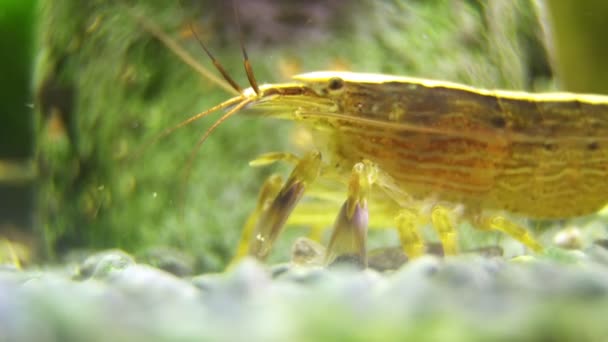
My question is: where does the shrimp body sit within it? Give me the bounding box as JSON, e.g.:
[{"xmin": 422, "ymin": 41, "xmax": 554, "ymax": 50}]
[
  {"xmin": 287, "ymin": 72, "xmax": 608, "ymax": 219},
  {"xmin": 228, "ymin": 71, "xmax": 608, "ymax": 263},
  {"xmin": 131, "ymin": 4, "xmax": 608, "ymax": 266}
]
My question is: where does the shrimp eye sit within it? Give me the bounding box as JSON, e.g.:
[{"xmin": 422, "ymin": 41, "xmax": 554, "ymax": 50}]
[{"xmin": 327, "ymin": 77, "xmax": 344, "ymax": 91}]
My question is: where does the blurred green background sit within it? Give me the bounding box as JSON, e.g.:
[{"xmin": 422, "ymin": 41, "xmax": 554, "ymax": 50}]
[
  {"xmin": 0, "ymin": 0, "xmax": 36, "ymax": 263},
  {"xmin": 1, "ymin": 0, "xmax": 608, "ymax": 271}
]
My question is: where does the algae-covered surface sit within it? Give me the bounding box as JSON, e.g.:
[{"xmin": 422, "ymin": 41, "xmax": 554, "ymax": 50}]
[{"xmin": 2, "ymin": 0, "xmax": 607, "ymax": 340}]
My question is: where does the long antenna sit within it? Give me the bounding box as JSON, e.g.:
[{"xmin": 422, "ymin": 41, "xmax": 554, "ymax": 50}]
[
  {"xmin": 129, "ymin": 95, "xmax": 246, "ymax": 160},
  {"xmin": 178, "ymin": 98, "xmax": 254, "ymax": 215},
  {"xmin": 174, "ymin": 0, "xmax": 246, "ymax": 95},
  {"xmin": 187, "ymin": 20, "xmax": 244, "ymax": 94},
  {"xmin": 127, "ymin": 8, "xmax": 239, "ymax": 96},
  {"xmin": 233, "ymin": 2, "xmax": 260, "ymax": 95}
]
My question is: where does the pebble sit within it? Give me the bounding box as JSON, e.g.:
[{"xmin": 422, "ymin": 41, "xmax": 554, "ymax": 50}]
[{"xmin": 0, "ymin": 248, "xmax": 607, "ymax": 341}]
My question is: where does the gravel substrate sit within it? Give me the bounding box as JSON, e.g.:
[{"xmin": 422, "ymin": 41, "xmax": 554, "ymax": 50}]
[{"xmin": 2, "ymin": 246, "xmax": 608, "ymax": 341}]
